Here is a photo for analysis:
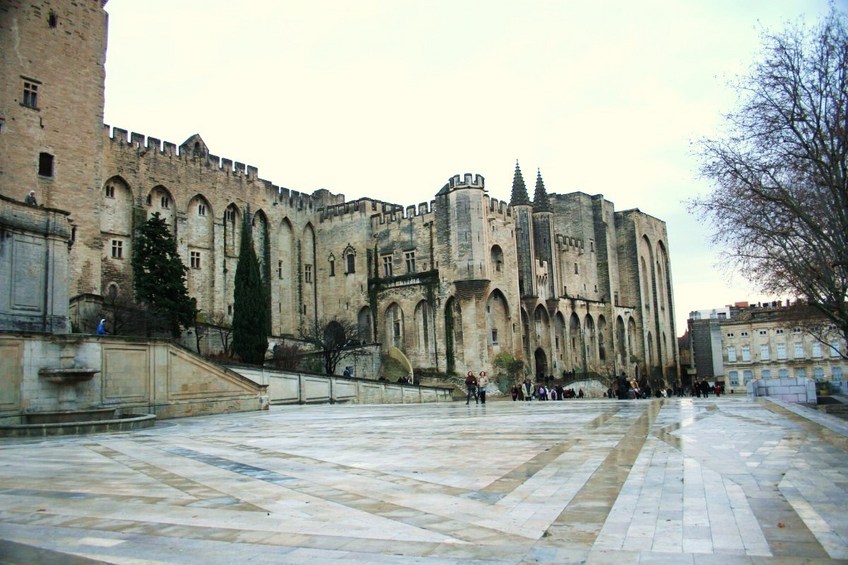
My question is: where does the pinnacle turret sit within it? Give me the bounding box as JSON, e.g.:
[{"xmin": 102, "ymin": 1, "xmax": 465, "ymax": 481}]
[
  {"xmin": 510, "ymin": 161, "xmax": 531, "ymax": 206},
  {"xmin": 533, "ymin": 169, "xmax": 551, "ymax": 212}
]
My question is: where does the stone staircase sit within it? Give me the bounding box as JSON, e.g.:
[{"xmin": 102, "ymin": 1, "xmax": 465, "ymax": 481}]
[{"xmin": 817, "ymin": 395, "xmax": 848, "ymax": 421}]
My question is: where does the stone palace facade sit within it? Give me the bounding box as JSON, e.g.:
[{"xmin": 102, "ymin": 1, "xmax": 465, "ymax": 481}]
[{"xmin": 0, "ymin": 1, "xmax": 679, "ymax": 383}]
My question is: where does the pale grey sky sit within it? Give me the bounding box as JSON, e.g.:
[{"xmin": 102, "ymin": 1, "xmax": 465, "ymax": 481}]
[{"xmin": 102, "ymin": 0, "xmax": 836, "ymax": 332}]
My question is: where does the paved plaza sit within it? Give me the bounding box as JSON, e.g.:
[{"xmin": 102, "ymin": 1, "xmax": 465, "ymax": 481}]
[{"xmin": 1, "ymin": 397, "xmax": 847, "ymax": 564}]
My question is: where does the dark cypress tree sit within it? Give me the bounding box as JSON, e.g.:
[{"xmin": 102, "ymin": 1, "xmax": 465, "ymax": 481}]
[
  {"xmin": 131, "ymin": 212, "xmax": 197, "ymax": 337},
  {"xmin": 232, "ymin": 213, "xmax": 269, "ymax": 363}
]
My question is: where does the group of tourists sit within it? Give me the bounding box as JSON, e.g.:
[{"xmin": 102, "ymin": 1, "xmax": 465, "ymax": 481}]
[
  {"xmin": 691, "ymin": 379, "xmax": 724, "ymax": 397},
  {"xmin": 464, "ymin": 371, "xmax": 490, "ymax": 404},
  {"xmin": 464, "ymin": 369, "xmax": 729, "ymax": 404},
  {"xmin": 509, "ymin": 379, "xmax": 584, "ymax": 401},
  {"xmin": 612, "ymin": 378, "xmax": 727, "ymax": 399}
]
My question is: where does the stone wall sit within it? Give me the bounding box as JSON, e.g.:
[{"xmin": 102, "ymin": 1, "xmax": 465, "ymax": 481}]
[
  {"xmin": 0, "ymin": 333, "xmax": 267, "ymax": 425},
  {"xmin": 231, "ymin": 366, "xmax": 452, "ymax": 405},
  {"xmin": 747, "ymin": 376, "xmax": 817, "ymax": 404}
]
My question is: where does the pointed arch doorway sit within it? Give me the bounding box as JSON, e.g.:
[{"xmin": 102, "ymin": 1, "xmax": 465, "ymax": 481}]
[{"xmin": 534, "ymin": 348, "xmax": 548, "ymax": 381}]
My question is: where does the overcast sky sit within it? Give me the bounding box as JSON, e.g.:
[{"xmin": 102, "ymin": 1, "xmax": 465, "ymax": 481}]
[{"xmin": 102, "ymin": 0, "xmax": 836, "ymax": 332}]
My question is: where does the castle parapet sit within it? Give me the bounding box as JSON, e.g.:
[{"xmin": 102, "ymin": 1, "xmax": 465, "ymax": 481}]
[
  {"xmin": 110, "ymin": 127, "xmax": 128, "ymax": 144},
  {"xmin": 104, "ymin": 126, "xmax": 319, "ymax": 211},
  {"xmin": 278, "ymin": 189, "xmax": 312, "ymax": 211},
  {"xmin": 486, "ymin": 197, "xmax": 512, "ymax": 218},
  {"xmin": 556, "ymin": 234, "xmax": 584, "ymax": 249},
  {"xmin": 450, "ymin": 173, "xmax": 484, "ymax": 188},
  {"xmin": 438, "ymin": 172, "xmax": 485, "ymax": 194}
]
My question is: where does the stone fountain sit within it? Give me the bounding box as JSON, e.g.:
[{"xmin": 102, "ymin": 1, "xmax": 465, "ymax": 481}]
[{"xmin": 0, "ymin": 340, "xmax": 156, "ymax": 438}]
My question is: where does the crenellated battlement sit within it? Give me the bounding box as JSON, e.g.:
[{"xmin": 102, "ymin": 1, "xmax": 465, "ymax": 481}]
[
  {"xmin": 485, "ymin": 195, "xmax": 512, "ymax": 220},
  {"xmin": 276, "ymin": 186, "xmax": 314, "ymax": 211},
  {"xmin": 438, "ymin": 172, "xmax": 485, "ymax": 194},
  {"xmin": 556, "ymin": 234, "xmax": 584, "ymax": 250},
  {"xmin": 317, "ymin": 198, "xmax": 374, "ymax": 222},
  {"xmin": 317, "ymin": 196, "xmax": 441, "ymax": 226},
  {"xmin": 104, "ymin": 124, "xmax": 321, "ymax": 210},
  {"xmin": 368, "ymin": 199, "xmax": 440, "ymax": 230},
  {"xmin": 105, "ymin": 125, "xmax": 264, "ymax": 179}
]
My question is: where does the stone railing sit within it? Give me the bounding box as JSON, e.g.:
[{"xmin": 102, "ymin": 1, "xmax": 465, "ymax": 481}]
[
  {"xmin": 747, "ymin": 376, "xmax": 816, "ymax": 404},
  {"xmin": 227, "ymin": 366, "xmax": 454, "ymax": 405}
]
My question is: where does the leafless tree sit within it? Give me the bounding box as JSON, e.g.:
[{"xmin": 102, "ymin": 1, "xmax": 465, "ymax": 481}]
[
  {"xmin": 690, "ymin": 8, "xmax": 848, "ymax": 355},
  {"xmin": 271, "ymin": 342, "xmax": 305, "ymax": 371},
  {"xmin": 201, "ymin": 311, "xmax": 234, "ymax": 357},
  {"xmin": 298, "ymin": 317, "xmax": 362, "ymax": 375},
  {"xmin": 776, "ymin": 302, "xmax": 845, "ymax": 358}
]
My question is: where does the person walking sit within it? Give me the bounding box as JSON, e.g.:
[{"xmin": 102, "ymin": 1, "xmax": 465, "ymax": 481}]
[
  {"xmin": 25, "ymin": 190, "xmax": 38, "ymax": 205},
  {"xmin": 465, "ymin": 371, "xmax": 478, "ymax": 405},
  {"xmin": 96, "ymin": 318, "xmax": 108, "ymax": 335},
  {"xmin": 523, "ymin": 378, "xmax": 533, "ymax": 401},
  {"xmin": 477, "ymin": 371, "xmax": 489, "ymax": 404}
]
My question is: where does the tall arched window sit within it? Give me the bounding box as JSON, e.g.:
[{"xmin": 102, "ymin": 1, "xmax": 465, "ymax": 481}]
[
  {"xmin": 343, "ymin": 244, "xmax": 356, "ymax": 274},
  {"xmin": 386, "ymin": 303, "xmax": 404, "ymax": 348}
]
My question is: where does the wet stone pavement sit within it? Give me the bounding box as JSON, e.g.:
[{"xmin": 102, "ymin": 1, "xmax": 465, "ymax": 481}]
[{"xmin": 0, "ymin": 397, "xmax": 846, "ymax": 564}]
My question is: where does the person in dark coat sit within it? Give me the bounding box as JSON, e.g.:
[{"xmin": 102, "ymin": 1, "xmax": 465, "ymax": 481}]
[{"xmin": 465, "ymin": 371, "xmax": 478, "ymax": 405}]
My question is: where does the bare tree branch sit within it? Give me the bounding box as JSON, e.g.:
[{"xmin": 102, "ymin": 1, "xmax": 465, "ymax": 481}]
[
  {"xmin": 298, "ymin": 317, "xmax": 363, "ymax": 375},
  {"xmin": 690, "ymin": 8, "xmax": 848, "ymax": 353}
]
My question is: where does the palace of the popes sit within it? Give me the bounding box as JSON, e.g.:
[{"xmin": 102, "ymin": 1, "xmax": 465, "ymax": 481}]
[{"xmin": 0, "ymin": 1, "xmax": 679, "ymax": 387}]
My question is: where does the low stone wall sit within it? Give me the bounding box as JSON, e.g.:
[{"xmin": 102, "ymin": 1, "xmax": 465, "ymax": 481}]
[
  {"xmin": 0, "ymin": 333, "xmax": 267, "ymax": 425},
  {"xmin": 229, "ymin": 366, "xmax": 453, "ymax": 405},
  {"xmin": 747, "ymin": 376, "xmax": 816, "ymax": 403}
]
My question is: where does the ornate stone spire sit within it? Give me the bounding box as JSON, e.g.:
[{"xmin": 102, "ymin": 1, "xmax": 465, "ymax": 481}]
[
  {"xmin": 510, "ymin": 161, "xmax": 530, "ymax": 206},
  {"xmin": 533, "ymin": 169, "xmax": 551, "ymax": 212}
]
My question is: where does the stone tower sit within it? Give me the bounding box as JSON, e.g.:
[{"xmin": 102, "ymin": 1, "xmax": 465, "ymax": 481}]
[
  {"xmin": 0, "ymin": 1, "xmax": 108, "ymax": 296},
  {"xmin": 510, "ymin": 162, "xmax": 535, "ymax": 298},
  {"xmin": 532, "ymin": 169, "xmax": 555, "ymax": 301},
  {"xmin": 434, "ymin": 173, "xmax": 491, "ymax": 372}
]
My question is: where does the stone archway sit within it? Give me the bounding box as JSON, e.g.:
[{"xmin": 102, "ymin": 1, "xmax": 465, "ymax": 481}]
[{"xmin": 534, "ymin": 348, "xmax": 548, "ymax": 380}]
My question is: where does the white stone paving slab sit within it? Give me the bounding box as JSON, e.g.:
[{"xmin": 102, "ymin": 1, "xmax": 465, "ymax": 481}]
[{"xmin": 0, "ymin": 398, "xmax": 845, "ymax": 564}]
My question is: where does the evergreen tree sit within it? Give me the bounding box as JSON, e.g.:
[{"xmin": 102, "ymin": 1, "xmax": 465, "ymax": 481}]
[
  {"xmin": 131, "ymin": 212, "xmax": 197, "ymax": 338},
  {"xmin": 232, "ymin": 213, "xmax": 269, "ymax": 363}
]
